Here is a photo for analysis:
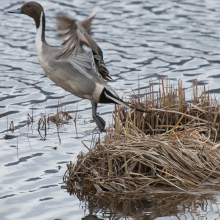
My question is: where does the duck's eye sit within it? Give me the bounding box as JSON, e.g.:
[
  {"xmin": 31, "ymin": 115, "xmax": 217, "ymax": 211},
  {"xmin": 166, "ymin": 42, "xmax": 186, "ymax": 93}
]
[{"xmin": 27, "ymin": 5, "xmax": 30, "ymax": 8}]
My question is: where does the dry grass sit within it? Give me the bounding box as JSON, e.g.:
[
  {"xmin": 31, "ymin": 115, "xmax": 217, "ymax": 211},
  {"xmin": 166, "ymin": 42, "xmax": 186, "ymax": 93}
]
[
  {"xmin": 64, "ymin": 79, "xmax": 220, "ymax": 193},
  {"xmin": 64, "ymin": 125, "xmax": 220, "ymax": 192},
  {"xmin": 117, "ymin": 78, "xmax": 220, "ymax": 139},
  {"xmin": 48, "ymin": 110, "xmax": 72, "ymax": 124}
]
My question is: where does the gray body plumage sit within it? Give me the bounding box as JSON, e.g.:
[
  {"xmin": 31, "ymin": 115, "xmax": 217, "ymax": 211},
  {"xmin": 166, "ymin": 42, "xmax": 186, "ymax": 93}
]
[{"xmin": 39, "ymin": 44, "xmax": 98, "ymax": 101}]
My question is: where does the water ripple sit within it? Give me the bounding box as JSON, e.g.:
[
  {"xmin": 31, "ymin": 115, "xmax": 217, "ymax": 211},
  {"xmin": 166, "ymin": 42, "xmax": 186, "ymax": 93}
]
[
  {"xmin": 5, "ymin": 153, "xmax": 44, "ymax": 167},
  {"xmin": 1, "ymin": 0, "xmax": 220, "ymax": 219}
]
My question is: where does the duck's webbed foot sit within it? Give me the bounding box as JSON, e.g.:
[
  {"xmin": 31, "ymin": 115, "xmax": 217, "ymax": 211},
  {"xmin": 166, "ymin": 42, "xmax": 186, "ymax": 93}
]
[
  {"xmin": 91, "ymin": 100, "xmax": 106, "ymax": 132},
  {"xmin": 93, "ymin": 114, "xmax": 106, "ymax": 132}
]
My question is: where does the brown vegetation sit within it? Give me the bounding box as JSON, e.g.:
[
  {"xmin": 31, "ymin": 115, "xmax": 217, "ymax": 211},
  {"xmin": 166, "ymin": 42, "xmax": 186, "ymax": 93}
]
[{"xmin": 64, "ymin": 78, "xmax": 220, "ymax": 192}]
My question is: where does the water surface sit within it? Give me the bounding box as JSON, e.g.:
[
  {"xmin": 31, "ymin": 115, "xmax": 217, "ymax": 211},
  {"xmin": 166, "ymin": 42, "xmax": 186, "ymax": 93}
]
[{"xmin": 1, "ymin": 0, "xmax": 220, "ymax": 219}]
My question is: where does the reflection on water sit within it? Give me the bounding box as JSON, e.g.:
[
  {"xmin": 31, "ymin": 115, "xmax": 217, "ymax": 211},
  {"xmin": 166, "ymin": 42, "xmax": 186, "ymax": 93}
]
[
  {"xmin": 69, "ymin": 189, "xmax": 220, "ymax": 220},
  {"xmin": 1, "ymin": 0, "xmax": 220, "ymax": 219},
  {"xmin": 82, "ymin": 214, "xmax": 103, "ymax": 220}
]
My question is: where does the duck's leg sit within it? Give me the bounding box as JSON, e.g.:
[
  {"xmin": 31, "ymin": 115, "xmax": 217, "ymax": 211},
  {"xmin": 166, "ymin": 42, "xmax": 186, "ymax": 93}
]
[{"xmin": 91, "ymin": 100, "xmax": 106, "ymax": 132}]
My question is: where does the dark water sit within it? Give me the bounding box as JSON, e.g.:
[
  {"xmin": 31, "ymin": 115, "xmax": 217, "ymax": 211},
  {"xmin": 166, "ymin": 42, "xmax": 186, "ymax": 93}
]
[{"xmin": 1, "ymin": 0, "xmax": 220, "ymax": 219}]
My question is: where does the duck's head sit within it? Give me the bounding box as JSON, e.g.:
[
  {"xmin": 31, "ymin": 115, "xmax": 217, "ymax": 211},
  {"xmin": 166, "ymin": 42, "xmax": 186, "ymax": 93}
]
[{"xmin": 8, "ymin": 1, "xmax": 44, "ymax": 29}]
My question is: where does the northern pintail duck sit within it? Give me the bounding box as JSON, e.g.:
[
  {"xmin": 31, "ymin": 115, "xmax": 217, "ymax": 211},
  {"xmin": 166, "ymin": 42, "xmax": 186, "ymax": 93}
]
[{"xmin": 8, "ymin": 1, "xmax": 147, "ymax": 132}]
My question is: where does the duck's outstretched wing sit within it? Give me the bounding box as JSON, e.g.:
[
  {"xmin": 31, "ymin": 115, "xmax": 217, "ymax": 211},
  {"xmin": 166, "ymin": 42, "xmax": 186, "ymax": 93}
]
[{"xmin": 56, "ymin": 12, "xmax": 112, "ymax": 81}]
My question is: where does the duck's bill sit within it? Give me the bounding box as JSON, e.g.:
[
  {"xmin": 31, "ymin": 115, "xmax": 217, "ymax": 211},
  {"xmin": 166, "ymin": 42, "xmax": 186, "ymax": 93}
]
[{"xmin": 8, "ymin": 8, "xmax": 22, "ymax": 14}]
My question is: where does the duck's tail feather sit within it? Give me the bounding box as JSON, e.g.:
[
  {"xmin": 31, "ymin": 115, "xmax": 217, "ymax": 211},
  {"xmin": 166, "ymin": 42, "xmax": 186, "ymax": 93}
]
[{"xmin": 100, "ymin": 88, "xmax": 150, "ymax": 113}]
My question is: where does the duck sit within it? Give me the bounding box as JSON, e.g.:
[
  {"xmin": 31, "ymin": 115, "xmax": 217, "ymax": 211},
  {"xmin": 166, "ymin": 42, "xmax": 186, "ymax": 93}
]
[{"xmin": 8, "ymin": 1, "xmax": 148, "ymax": 132}]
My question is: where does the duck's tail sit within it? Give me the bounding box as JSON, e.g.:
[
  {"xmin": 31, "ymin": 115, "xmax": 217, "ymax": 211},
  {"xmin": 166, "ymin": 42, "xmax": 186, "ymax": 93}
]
[{"xmin": 99, "ymin": 88, "xmax": 150, "ymax": 113}]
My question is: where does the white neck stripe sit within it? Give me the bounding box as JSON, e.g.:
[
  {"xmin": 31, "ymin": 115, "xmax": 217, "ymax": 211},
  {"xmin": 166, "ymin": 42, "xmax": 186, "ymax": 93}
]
[{"xmin": 35, "ymin": 12, "xmax": 44, "ymax": 57}]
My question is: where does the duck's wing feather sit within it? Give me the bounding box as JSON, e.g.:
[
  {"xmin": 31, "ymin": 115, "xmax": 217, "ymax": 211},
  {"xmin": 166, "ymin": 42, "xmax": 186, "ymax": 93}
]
[
  {"xmin": 56, "ymin": 13, "xmax": 112, "ymax": 81},
  {"xmin": 56, "ymin": 13, "xmax": 81, "ymax": 57},
  {"xmin": 66, "ymin": 45, "xmax": 99, "ymax": 80},
  {"xmin": 78, "ymin": 6, "xmax": 99, "ymax": 36},
  {"xmin": 78, "ymin": 15, "xmax": 94, "ymax": 36}
]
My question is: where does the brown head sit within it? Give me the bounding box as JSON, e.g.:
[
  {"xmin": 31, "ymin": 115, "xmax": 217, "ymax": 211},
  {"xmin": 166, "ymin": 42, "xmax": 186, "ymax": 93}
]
[{"xmin": 8, "ymin": 1, "xmax": 44, "ymax": 29}]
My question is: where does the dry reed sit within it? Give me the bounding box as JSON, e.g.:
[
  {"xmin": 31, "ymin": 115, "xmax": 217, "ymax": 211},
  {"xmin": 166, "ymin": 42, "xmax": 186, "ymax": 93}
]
[
  {"xmin": 49, "ymin": 110, "xmax": 72, "ymax": 124},
  {"xmin": 64, "ymin": 79, "xmax": 220, "ymax": 192}
]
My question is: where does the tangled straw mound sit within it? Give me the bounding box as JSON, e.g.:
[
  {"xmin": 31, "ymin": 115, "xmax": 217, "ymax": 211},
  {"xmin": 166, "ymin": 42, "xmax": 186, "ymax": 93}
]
[
  {"xmin": 63, "ymin": 79, "xmax": 220, "ymax": 193},
  {"xmin": 64, "ymin": 125, "xmax": 220, "ymax": 192}
]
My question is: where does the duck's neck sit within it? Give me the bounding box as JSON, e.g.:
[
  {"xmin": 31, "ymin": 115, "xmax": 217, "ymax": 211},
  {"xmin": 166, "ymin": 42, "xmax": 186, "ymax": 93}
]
[{"xmin": 35, "ymin": 12, "xmax": 46, "ymax": 56}]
